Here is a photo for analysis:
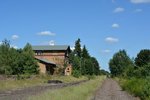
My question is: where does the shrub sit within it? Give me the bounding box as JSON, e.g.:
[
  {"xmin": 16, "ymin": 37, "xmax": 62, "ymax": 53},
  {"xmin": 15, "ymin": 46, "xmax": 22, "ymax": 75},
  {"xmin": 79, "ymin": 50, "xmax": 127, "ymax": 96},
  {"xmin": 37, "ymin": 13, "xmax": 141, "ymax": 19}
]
[
  {"xmin": 72, "ymin": 69, "xmax": 81, "ymax": 78},
  {"xmin": 120, "ymin": 77, "xmax": 150, "ymax": 100},
  {"xmin": 141, "ymin": 77, "xmax": 150, "ymax": 100}
]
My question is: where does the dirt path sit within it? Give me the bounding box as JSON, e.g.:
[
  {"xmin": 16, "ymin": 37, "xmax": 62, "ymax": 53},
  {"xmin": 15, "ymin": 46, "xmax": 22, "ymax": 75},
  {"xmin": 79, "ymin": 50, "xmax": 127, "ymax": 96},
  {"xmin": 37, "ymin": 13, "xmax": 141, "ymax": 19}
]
[
  {"xmin": 0, "ymin": 80, "xmax": 88, "ymax": 100},
  {"xmin": 93, "ymin": 78, "xmax": 140, "ymax": 100}
]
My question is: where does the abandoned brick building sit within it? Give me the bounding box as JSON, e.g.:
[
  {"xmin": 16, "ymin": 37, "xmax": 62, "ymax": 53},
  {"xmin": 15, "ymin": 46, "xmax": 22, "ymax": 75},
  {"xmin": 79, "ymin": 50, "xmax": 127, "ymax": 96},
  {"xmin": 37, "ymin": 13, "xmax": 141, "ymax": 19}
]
[{"xmin": 32, "ymin": 45, "xmax": 72, "ymax": 75}]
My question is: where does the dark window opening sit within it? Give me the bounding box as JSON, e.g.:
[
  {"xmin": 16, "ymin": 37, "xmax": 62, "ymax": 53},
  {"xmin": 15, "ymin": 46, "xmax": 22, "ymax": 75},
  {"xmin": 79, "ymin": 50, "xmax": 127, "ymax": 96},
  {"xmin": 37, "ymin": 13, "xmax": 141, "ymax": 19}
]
[{"xmin": 46, "ymin": 65, "xmax": 55, "ymax": 75}]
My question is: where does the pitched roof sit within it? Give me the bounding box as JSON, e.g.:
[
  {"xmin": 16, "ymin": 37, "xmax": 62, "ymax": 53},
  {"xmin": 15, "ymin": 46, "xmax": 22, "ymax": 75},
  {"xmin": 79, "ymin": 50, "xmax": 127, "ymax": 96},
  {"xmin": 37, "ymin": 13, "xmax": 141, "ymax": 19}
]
[
  {"xmin": 36, "ymin": 58, "xmax": 56, "ymax": 65},
  {"xmin": 32, "ymin": 45, "xmax": 70, "ymax": 51}
]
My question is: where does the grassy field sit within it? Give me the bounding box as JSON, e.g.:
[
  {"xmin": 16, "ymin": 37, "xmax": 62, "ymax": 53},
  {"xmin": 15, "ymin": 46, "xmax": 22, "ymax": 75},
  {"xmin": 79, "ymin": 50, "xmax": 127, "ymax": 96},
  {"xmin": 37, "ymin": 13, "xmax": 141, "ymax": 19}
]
[
  {"xmin": 0, "ymin": 75, "xmax": 88, "ymax": 91},
  {"xmin": 28, "ymin": 76, "xmax": 106, "ymax": 100}
]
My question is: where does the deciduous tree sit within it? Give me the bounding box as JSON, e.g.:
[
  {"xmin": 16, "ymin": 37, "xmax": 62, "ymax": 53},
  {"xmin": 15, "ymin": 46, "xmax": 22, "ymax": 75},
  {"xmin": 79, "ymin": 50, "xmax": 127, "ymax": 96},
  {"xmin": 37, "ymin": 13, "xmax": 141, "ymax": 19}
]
[
  {"xmin": 109, "ymin": 50, "xmax": 133, "ymax": 77},
  {"xmin": 135, "ymin": 49, "xmax": 150, "ymax": 67}
]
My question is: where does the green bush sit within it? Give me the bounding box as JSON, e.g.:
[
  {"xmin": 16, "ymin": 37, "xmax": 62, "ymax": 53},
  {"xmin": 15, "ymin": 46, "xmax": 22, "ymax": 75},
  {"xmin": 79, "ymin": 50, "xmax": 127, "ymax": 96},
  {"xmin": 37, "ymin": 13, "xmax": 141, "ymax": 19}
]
[
  {"xmin": 72, "ymin": 69, "xmax": 81, "ymax": 78},
  {"xmin": 0, "ymin": 40, "xmax": 39, "ymax": 75},
  {"xmin": 142, "ymin": 77, "xmax": 150, "ymax": 100},
  {"xmin": 120, "ymin": 78, "xmax": 150, "ymax": 100}
]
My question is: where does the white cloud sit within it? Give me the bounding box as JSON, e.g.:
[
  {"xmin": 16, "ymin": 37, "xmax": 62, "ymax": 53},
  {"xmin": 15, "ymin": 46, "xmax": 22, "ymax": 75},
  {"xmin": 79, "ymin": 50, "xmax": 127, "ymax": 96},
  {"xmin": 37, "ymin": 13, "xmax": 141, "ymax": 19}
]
[
  {"xmin": 102, "ymin": 49, "xmax": 111, "ymax": 53},
  {"xmin": 70, "ymin": 46, "xmax": 83, "ymax": 51},
  {"xmin": 135, "ymin": 9, "xmax": 143, "ymax": 12},
  {"xmin": 38, "ymin": 31, "xmax": 55, "ymax": 36},
  {"xmin": 112, "ymin": 23, "xmax": 120, "ymax": 28},
  {"xmin": 49, "ymin": 40, "xmax": 55, "ymax": 46},
  {"xmin": 105, "ymin": 37, "xmax": 119, "ymax": 43},
  {"xmin": 0, "ymin": 41, "xmax": 2, "ymax": 45},
  {"xmin": 131, "ymin": 0, "xmax": 150, "ymax": 4},
  {"xmin": 11, "ymin": 45, "xmax": 18, "ymax": 49},
  {"xmin": 113, "ymin": 7, "xmax": 125, "ymax": 13},
  {"xmin": 13, "ymin": 46, "xmax": 18, "ymax": 49},
  {"xmin": 70, "ymin": 46, "xmax": 75, "ymax": 50},
  {"xmin": 12, "ymin": 35, "xmax": 19, "ymax": 40}
]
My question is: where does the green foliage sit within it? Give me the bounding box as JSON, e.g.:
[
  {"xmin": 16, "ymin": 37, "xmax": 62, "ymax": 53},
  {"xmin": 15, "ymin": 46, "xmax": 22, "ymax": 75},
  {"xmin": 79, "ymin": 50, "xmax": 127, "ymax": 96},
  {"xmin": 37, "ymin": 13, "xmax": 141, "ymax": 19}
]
[
  {"xmin": 90, "ymin": 57, "xmax": 100, "ymax": 75},
  {"xmin": 0, "ymin": 39, "xmax": 13, "ymax": 74},
  {"xmin": 71, "ymin": 53, "xmax": 100, "ymax": 76},
  {"xmin": 122, "ymin": 65, "xmax": 135, "ymax": 78},
  {"xmin": 70, "ymin": 55, "xmax": 80, "ymax": 71},
  {"xmin": 135, "ymin": 49, "xmax": 150, "ymax": 67},
  {"xmin": 74, "ymin": 38, "xmax": 82, "ymax": 57},
  {"xmin": 83, "ymin": 58, "xmax": 94, "ymax": 75},
  {"xmin": 81, "ymin": 45, "xmax": 90, "ymax": 59},
  {"xmin": 120, "ymin": 77, "xmax": 150, "ymax": 100},
  {"xmin": 129, "ymin": 49, "xmax": 150, "ymax": 78},
  {"xmin": 0, "ymin": 42, "xmax": 17, "ymax": 75},
  {"xmin": 131, "ymin": 63, "xmax": 150, "ymax": 78},
  {"xmin": 22, "ymin": 43, "xmax": 39, "ymax": 74},
  {"xmin": 110, "ymin": 49, "xmax": 150, "ymax": 99},
  {"xmin": 72, "ymin": 69, "xmax": 81, "ymax": 78},
  {"xmin": 82, "ymin": 58, "xmax": 100, "ymax": 75},
  {"xmin": 69, "ymin": 38, "xmax": 100, "ymax": 77},
  {"xmin": 0, "ymin": 39, "xmax": 39, "ymax": 76},
  {"xmin": 142, "ymin": 77, "xmax": 150, "ymax": 100},
  {"xmin": 109, "ymin": 50, "xmax": 133, "ymax": 77}
]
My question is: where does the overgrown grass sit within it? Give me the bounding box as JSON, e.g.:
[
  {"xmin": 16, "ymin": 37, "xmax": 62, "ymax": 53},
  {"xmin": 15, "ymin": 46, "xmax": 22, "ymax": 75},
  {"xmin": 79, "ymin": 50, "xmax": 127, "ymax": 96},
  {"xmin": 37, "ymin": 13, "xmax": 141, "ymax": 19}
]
[
  {"xmin": 28, "ymin": 76, "xmax": 106, "ymax": 100},
  {"xmin": 0, "ymin": 75, "xmax": 49, "ymax": 91},
  {"xmin": 0, "ymin": 75, "xmax": 87, "ymax": 91},
  {"xmin": 119, "ymin": 77, "xmax": 150, "ymax": 100}
]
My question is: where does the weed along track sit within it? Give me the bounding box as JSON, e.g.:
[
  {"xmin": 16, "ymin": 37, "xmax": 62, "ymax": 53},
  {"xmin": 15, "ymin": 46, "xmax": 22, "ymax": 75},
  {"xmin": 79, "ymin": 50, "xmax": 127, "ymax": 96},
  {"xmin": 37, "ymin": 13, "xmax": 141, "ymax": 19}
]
[{"xmin": 0, "ymin": 80, "xmax": 88, "ymax": 100}]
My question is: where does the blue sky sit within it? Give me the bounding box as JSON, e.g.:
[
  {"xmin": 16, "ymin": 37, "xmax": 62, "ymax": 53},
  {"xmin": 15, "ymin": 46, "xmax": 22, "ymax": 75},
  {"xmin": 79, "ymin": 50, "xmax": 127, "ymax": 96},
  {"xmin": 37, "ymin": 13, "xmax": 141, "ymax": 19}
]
[{"xmin": 0, "ymin": 0, "xmax": 150, "ymax": 71}]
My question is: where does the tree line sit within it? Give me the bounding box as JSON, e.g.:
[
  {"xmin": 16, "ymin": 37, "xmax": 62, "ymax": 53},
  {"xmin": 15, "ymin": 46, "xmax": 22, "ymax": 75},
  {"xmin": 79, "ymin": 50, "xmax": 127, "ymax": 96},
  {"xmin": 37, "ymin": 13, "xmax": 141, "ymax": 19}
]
[
  {"xmin": 69, "ymin": 38, "xmax": 101, "ymax": 77},
  {"xmin": 109, "ymin": 49, "xmax": 150, "ymax": 78},
  {"xmin": 0, "ymin": 39, "xmax": 39, "ymax": 76},
  {"xmin": 109, "ymin": 49, "xmax": 150, "ymax": 100},
  {"xmin": 0, "ymin": 38, "xmax": 102, "ymax": 78}
]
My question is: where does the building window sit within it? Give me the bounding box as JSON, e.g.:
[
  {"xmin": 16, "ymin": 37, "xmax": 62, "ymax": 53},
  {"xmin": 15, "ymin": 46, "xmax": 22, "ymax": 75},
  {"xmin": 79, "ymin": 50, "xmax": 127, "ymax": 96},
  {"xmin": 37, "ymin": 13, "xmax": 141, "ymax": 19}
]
[{"xmin": 36, "ymin": 51, "xmax": 43, "ymax": 55}]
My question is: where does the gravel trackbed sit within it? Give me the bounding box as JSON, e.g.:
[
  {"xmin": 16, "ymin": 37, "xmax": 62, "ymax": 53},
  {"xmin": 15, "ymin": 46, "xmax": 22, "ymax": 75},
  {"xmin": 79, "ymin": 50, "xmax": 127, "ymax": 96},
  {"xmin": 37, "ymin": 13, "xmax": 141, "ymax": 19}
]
[{"xmin": 93, "ymin": 78, "xmax": 140, "ymax": 100}]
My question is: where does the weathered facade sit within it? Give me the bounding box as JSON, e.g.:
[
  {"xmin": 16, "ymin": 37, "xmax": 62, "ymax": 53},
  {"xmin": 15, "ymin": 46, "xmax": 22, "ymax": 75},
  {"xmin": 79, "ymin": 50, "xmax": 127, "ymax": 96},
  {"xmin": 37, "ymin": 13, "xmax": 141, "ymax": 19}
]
[
  {"xmin": 32, "ymin": 45, "xmax": 72, "ymax": 75},
  {"xmin": 65, "ymin": 64, "xmax": 72, "ymax": 76}
]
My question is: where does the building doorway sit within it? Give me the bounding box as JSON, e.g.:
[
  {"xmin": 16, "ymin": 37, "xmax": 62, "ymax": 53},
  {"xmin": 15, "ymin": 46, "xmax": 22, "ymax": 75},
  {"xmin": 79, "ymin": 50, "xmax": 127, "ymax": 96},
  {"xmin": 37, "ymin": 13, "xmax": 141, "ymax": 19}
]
[{"xmin": 46, "ymin": 65, "xmax": 55, "ymax": 75}]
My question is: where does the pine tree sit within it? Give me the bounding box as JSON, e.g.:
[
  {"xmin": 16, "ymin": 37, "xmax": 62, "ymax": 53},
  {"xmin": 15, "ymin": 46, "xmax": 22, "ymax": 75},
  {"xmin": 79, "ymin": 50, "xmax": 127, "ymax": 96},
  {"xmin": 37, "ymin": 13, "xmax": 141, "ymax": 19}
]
[
  {"xmin": 91, "ymin": 57, "xmax": 100, "ymax": 75},
  {"xmin": 74, "ymin": 38, "xmax": 82, "ymax": 57},
  {"xmin": 0, "ymin": 39, "xmax": 12, "ymax": 74},
  {"xmin": 82, "ymin": 45, "xmax": 90, "ymax": 59},
  {"xmin": 22, "ymin": 43, "xmax": 39, "ymax": 74}
]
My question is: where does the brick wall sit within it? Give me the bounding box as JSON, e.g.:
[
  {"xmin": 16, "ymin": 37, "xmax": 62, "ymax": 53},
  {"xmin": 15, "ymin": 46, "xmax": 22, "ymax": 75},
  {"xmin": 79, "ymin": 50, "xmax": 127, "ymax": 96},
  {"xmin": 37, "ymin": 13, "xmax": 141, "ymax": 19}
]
[
  {"xmin": 38, "ymin": 62, "xmax": 46, "ymax": 74},
  {"xmin": 35, "ymin": 51, "xmax": 67, "ymax": 66}
]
